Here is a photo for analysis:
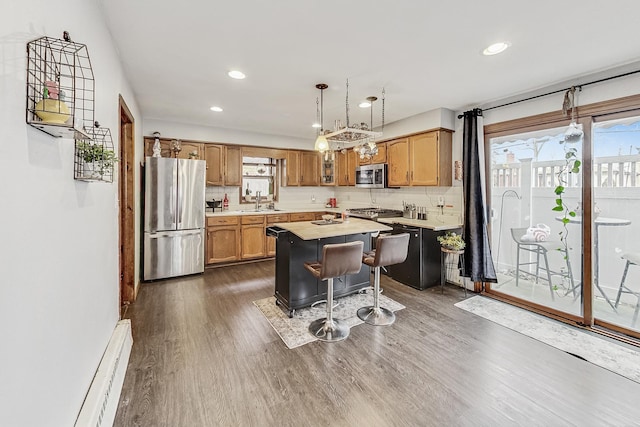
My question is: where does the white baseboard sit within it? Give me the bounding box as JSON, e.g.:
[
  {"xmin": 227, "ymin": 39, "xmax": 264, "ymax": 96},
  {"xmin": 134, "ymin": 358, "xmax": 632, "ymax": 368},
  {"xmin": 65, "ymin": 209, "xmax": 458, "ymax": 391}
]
[{"xmin": 75, "ymin": 319, "xmax": 133, "ymax": 427}]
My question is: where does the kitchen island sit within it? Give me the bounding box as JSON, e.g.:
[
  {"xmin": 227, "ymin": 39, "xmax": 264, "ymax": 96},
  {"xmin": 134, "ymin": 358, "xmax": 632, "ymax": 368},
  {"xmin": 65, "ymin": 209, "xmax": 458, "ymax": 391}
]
[{"xmin": 268, "ymin": 218, "xmax": 392, "ymax": 317}]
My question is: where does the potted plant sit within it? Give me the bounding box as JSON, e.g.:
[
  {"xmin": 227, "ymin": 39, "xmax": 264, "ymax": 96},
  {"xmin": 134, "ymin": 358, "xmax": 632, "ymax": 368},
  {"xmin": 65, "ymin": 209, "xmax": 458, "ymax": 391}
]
[
  {"xmin": 437, "ymin": 231, "xmax": 465, "ymax": 252},
  {"xmin": 76, "ymin": 141, "xmax": 118, "ymax": 179}
]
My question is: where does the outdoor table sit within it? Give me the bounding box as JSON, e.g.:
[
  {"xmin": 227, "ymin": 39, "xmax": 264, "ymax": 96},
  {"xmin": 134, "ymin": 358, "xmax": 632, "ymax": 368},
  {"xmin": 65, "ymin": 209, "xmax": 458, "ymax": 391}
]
[{"xmin": 556, "ymin": 216, "xmax": 631, "ymax": 309}]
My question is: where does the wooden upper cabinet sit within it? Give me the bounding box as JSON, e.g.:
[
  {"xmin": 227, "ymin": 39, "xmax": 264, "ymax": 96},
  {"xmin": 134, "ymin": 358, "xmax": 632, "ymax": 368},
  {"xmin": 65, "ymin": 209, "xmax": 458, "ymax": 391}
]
[
  {"xmin": 409, "ymin": 130, "xmax": 452, "ymax": 186},
  {"xmin": 144, "ymin": 138, "xmax": 202, "ymax": 160},
  {"xmin": 357, "ymin": 142, "xmax": 387, "ymax": 166},
  {"xmin": 300, "ymin": 151, "xmax": 320, "ymax": 186},
  {"xmin": 337, "ymin": 150, "xmax": 357, "ymax": 186},
  {"xmin": 224, "ymin": 145, "xmax": 242, "ymax": 186},
  {"xmin": 386, "ymin": 131, "xmax": 452, "ymax": 187},
  {"xmin": 176, "ymin": 142, "xmax": 202, "ymax": 160},
  {"xmin": 143, "ymin": 137, "xmax": 171, "ymax": 158},
  {"xmin": 205, "ymin": 144, "xmax": 224, "ymax": 186},
  {"xmin": 409, "ymin": 132, "xmax": 438, "ymax": 186},
  {"xmin": 284, "ymin": 150, "xmax": 300, "ymax": 186},
  {"xmin": 320, "ymin": 155, "xmax": 336, "ymax": 186},
  {"xmin": 386, "ymin": 138, "xmax": 410, "ymax": 186}
]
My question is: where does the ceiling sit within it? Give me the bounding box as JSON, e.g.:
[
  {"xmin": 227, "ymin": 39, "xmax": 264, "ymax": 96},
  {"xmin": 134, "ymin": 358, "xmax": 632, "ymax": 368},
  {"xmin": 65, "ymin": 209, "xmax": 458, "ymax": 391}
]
[{"xmin": 101, "ymin": 0, "xmax": 640, "ymax": 141}]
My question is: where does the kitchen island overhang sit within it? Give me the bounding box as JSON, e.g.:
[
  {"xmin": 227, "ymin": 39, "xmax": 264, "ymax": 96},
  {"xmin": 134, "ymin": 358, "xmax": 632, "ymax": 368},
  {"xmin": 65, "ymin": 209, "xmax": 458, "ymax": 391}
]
[{"xmin": 268, "ymin": 218, "xmax": 392, "ymax": 317}]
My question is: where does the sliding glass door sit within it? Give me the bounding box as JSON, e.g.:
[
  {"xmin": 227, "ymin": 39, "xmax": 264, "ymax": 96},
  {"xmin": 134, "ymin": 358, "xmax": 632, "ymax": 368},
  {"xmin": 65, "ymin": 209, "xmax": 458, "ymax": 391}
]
[
  {"xmin": 484, "ymin": 99, "xmax": 640, "ymax": 340},
  {"xmin": 591, "ymin": 114, "xmax": 640, "ymax": 334},
  {"xmin": 487, "ymin": 125, "xmax": 584, "ymax": 317}
]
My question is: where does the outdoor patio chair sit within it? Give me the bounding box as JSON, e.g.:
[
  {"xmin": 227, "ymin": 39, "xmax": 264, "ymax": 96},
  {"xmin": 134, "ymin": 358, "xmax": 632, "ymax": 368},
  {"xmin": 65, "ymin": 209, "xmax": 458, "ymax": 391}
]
[
  {"xmin": 614, "ymin": 252, "xmax": 640, "ymax": 325},
  {"xmin": 511, "ymin": 227, "xmax": 576, "ymax": 301}
]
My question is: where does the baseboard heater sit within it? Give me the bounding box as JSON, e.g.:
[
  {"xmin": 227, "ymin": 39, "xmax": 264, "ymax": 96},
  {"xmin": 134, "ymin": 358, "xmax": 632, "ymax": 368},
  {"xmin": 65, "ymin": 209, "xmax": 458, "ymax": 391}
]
[{"xmin": 75, "ymin": 319, "xmax": 133, "ymax": 427}]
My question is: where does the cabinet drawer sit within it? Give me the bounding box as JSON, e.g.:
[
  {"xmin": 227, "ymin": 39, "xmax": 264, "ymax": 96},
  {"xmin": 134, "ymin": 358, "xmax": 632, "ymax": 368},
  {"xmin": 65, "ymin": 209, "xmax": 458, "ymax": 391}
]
[
  {"xmin": 207, "ymin": 216, "xmax": 239, "ymax": 226},
  {"xmin": 267, "ymin": 214, "xmax": 290, "ymax": 224},
  {"xmin": 289, "ymin": 212, "xmax": 315, "ymax": 222},
  {"xmin": 241, "ymin": 215, "xmax": 266, "ymax": 225}
]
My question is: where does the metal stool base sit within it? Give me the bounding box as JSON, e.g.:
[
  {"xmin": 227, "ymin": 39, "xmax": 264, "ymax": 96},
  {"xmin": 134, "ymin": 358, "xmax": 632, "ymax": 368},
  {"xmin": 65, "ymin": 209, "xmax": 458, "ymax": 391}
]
[
  {"xmin": 357, "ymin": 306, "xmax": 396, "ymax": 326},
  {"xmin": 309, "ymin": 318, "xmax": 350, "ymax": 342}
]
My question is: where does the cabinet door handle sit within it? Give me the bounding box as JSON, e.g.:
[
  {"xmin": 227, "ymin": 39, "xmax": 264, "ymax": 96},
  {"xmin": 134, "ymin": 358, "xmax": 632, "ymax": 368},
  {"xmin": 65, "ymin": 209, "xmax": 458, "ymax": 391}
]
[
  {"xmin": 411, "ymin": 171, "xmax": 414, "ymax": 180},
  {"xmin": 406, "ymin": 171, "xmax": 409, "ymax": 181}
]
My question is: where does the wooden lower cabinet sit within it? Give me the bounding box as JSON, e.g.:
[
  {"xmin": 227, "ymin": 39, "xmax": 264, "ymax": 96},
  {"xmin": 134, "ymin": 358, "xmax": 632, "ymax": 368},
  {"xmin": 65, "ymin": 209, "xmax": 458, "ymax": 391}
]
[
  {"xmin": 241, "ymin": 215, "xmax": 266, "ymax": 259},
  {"xmin": 206, "ymin": 216, "xmax": 239, "ymax": 264},
  {"xmin": 289, "ymin": 212, "xmax": 316, "ymax": 222},
  {"xmin": 207, "ymin": 212, "xmax": 330, "ymax": 264},
  {"xmin": 266, "ymin": 213, "xmax": 290, "ymax": 256}
]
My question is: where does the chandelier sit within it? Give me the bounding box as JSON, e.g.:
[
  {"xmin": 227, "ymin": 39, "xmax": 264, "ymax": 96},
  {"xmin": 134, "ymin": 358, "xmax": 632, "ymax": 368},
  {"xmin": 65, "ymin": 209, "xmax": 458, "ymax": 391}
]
[{"xmin": 313, "ymin": 80, "xmax": 385, "ymax": 160}]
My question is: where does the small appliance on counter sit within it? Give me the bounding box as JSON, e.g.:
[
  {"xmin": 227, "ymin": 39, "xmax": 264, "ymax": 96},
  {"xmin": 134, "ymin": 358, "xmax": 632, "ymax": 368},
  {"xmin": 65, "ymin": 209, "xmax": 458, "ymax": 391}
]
[{"xmin": 206, "ymin": 199, "xmax": 222, "ymax": 212}]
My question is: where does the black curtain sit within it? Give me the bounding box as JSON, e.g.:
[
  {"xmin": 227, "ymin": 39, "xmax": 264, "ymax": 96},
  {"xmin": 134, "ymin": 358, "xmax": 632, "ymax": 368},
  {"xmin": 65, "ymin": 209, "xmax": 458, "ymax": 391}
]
[{"xmin": 462, "ymin": 109, "xmax": 497, "ymax": 283}]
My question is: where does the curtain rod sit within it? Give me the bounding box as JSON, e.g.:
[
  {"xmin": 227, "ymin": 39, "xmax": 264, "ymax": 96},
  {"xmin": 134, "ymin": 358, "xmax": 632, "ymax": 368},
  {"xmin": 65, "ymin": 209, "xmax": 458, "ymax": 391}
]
[{"xmin": 457, "ymin": 68, "xmax": 640, "ymax": 119}]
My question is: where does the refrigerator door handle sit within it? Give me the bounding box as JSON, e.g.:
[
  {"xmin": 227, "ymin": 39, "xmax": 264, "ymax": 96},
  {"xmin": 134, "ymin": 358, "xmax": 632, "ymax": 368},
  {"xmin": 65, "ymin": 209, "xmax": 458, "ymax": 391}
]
[{"xmin": 149, "ymin": 230, "xmax": 202, "ymax": 238}]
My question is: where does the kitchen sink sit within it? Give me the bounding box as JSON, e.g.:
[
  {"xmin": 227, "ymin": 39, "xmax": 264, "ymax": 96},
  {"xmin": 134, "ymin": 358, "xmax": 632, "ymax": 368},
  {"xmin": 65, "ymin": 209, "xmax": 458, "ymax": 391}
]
[{"xmin": 237, "ymin": 209, "xmax": 282, "ymax": 212}]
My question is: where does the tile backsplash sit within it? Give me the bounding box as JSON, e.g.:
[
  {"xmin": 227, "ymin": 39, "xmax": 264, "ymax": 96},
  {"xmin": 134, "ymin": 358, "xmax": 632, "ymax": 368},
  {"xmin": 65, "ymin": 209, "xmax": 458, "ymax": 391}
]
[{"xmin": 205, "ymin": 185, "xmax": 462, "ymax": 221}]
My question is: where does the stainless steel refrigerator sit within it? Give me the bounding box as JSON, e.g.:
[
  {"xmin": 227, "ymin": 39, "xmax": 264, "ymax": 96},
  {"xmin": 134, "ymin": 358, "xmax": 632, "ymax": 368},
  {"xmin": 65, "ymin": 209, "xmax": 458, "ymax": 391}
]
[{"xmin": 143, "ymin": 157, "xmax": 206, "ymax": 280}]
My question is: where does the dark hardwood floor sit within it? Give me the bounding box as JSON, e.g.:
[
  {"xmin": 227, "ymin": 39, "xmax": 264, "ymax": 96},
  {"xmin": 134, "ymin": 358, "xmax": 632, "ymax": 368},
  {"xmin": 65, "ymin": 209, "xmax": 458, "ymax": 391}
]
[{"xmin": 115, "ymin": 260, "xmax": 640, "ymax": 426}]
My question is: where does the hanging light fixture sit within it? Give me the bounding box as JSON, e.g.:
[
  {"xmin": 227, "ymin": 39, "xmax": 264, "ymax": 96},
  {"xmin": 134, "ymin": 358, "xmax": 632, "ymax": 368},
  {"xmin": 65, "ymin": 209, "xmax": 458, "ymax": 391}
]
[
  {"xmin": 314, "ymin": 83, "xmax": 329, "ymax": 152},
  {"xmin": 353, "ymin": 93, "xmax": 383, "ymax": 160},
  {"xmin": 324, "ymin": 79, "xmax": 383, "ymax": 149},
  {"xmin": 311, "ymin": 79, "xmax": 385, "ymax": 155}
]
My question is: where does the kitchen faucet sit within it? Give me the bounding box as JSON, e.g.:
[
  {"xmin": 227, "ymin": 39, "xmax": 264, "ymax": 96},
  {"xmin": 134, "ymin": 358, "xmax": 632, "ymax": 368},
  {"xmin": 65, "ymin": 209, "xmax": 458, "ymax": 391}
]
[{"xmin": 255, "ymin": 191, "xmax": 261, "ymax": 211}]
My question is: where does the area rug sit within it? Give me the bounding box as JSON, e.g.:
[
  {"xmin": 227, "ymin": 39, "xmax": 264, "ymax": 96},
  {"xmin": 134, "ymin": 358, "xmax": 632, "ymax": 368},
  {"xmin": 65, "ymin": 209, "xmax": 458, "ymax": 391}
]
[
  {"xmin": 455, "ymin": 296, "xmax": 640, "ymax": 383},
  {"xmin": 253, "ymin": 292, "xmax": 405, "ymax": 349}
]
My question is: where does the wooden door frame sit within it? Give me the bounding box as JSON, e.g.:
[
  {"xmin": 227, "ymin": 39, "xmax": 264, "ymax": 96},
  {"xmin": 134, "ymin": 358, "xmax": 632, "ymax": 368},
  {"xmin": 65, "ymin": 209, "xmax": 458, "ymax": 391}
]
[{"xmin": 119, "ymin": 95, "xmax": 136, "ymax": 309}]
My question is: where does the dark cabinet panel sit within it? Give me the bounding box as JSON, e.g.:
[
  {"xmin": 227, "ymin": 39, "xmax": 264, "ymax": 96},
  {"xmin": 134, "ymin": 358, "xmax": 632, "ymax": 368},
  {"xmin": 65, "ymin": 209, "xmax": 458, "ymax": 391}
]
[
  {"xmin": 389, "ymin": 225, "xmax": 462, "ymax": 290},
  {"xmin": 271, "ymin": 229, "xmax": 372, "ymax": 316}
]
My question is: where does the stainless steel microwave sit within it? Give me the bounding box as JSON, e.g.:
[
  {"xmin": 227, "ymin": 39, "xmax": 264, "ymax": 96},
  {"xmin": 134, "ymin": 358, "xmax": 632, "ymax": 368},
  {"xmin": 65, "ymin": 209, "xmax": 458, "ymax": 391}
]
[{"xmin": 355, "ymin": 164, "xmax": 387, "ymax": 188}]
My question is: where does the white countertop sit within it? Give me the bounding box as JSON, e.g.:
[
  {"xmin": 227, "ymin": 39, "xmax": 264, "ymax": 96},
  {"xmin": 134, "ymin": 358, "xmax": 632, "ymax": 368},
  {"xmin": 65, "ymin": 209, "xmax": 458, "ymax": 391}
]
[
  {"xmin": 377, "ymin": 217, "xmax": 462, "ymax": 231},
  {"xmin": 273, "ymin": 218, "xmax": 392, "ymax": 240},
  {"xmin": 205, "ymin": 207, "xmax": 342, "ymax": 217}
]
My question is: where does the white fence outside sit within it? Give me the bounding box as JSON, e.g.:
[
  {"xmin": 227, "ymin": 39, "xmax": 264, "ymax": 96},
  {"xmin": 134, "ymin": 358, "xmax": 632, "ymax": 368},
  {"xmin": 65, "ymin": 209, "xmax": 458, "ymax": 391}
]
[{"xmin": 491, "ymin": 155, "xmax": 640, "ymax": 300}]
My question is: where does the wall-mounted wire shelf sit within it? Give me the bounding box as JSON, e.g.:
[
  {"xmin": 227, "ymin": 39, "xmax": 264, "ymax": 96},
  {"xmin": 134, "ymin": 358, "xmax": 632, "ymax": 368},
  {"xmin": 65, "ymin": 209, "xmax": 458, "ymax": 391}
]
[
  {"xmin": 74, "ymin": 124, "xmax": 115, "ymax": 183},
  {"xmin": 26, "ymin": 31, "xmax": 95, "ymax": 139}
]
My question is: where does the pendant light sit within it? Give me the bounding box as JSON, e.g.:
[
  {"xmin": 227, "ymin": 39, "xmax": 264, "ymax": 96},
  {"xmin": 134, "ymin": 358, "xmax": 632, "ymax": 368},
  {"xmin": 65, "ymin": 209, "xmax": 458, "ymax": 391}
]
[{"xmin": 314, "ymin": 83, "xmax": 329, "ymax": 152}]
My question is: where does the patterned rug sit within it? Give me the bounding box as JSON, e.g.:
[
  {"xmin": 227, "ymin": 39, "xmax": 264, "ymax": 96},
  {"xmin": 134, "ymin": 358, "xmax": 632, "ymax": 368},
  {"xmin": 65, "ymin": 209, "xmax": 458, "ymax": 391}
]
[
  {"xmin": 455, "ymin": 296, "xmax": 640, "ymax": 383},
  {"xmin": 253, "ymin": 292, "xmax": 405, "ymax": 349}
]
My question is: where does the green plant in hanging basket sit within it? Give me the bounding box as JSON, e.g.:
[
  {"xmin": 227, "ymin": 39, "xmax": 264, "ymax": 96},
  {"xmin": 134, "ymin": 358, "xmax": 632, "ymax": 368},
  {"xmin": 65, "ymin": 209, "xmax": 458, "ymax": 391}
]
[
  {"xmin": 437, "ymin": 232, "xmax": 465, "ymax": 251},
  {"xmin": 76, "ymin": 141, "xmax": 118, "ymax": 177}
]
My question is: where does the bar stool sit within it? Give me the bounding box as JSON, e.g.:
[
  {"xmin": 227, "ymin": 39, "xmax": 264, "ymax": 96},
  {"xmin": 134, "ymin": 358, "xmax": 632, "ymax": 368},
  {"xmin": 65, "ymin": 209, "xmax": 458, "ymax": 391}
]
[
  {"xmin": 510, "ymin": 227, "xmax": 576, "ymax": 301},
  {"xmin": 357, "ymin": 233, "xmax": 410, "ymax": 326},
  {"xmin": 304, "ymin": 240, "xmax": 364, "ymax": 342}
]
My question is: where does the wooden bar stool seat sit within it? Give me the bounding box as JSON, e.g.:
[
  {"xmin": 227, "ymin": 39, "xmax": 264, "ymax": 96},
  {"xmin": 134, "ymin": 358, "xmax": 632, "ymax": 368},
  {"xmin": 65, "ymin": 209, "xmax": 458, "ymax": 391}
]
[
  {"xmin": 357, "ymin": 233, "xmax": 409, "ymax": 326},
  {"xmin": 304, "ymin": 240, "xmax": 364, "ymax": 342}
]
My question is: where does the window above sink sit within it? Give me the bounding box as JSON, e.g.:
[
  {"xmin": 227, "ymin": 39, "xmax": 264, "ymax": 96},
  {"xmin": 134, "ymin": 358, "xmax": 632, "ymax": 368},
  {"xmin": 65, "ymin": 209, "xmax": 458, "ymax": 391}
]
[{"xmin": 242, "ymin": 156, "xmax": 278, "ymax": 204}]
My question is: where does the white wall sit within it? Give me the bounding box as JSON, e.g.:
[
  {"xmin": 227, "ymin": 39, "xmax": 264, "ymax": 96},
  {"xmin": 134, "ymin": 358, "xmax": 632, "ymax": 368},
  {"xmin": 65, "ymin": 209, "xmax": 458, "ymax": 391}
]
[
  {"xmin": 480, "ymin": 72, "xmax": 640, "ymax": 126},
  {"xmin": 144, "ymin": 118, "xmax": 312, "ymax": 150},
  {"xmin": 0, "ymin": 1, "xmax": 141, "ymax": 426}
]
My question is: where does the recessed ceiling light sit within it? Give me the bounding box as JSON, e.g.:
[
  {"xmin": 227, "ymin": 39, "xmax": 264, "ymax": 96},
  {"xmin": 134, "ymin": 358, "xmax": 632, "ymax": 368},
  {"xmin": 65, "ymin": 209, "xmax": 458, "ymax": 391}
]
[
  {"xmin": 228, "ymin": 70, "xmax": 246, "ymax": 79},
  {"xmin": 483, "ymin": 42, "xmax": 510, "ymax": 56},
  {"xmin": 312, "ymin": 123, "xmax": 321, "ymax": 128},
  {"xmin": 210, "ymin": 106, "xmax": 223, "ymax": 112},
  {"xmin": 359, "ymin": 102, "xmax": 371, "ymax": 108}
]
